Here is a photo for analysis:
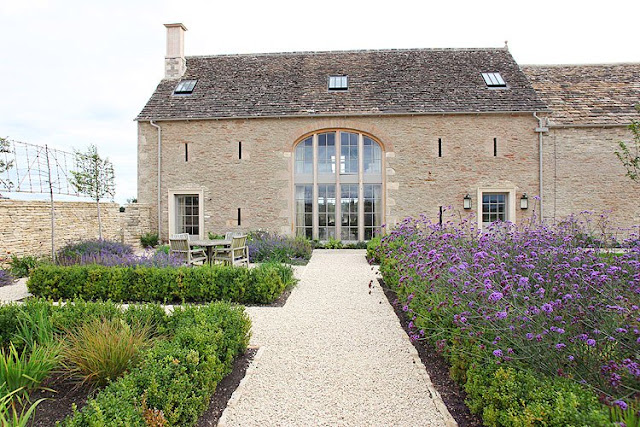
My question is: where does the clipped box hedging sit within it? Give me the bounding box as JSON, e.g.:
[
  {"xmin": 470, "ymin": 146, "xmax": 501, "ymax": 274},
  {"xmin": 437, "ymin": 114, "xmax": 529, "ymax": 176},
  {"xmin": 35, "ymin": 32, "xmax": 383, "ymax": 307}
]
[
  {"xmin": 0, "ymin": 299, "xmax": 250, "ymax": 425},
  {"xmin": 61, "ymin": 302, "xmax": 251, "ymax": 426},
  {"xmin": 27, "ymin": 262, "xmax": 295, "ymax": 304}
]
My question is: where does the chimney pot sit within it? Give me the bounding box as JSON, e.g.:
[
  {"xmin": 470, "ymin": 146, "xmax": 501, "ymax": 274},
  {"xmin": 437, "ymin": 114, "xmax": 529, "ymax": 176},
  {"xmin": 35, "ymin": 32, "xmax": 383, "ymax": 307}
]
[{"xmin": 164, "ymin": 23, "xmax": 187, "ymax": 79}]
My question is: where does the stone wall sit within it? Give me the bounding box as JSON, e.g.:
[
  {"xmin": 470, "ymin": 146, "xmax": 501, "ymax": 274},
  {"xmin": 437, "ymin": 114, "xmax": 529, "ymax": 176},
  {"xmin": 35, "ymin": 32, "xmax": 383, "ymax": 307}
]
[
  {"xmin": 138, "ymin": 113, "xmax": 541, "ymax": 240},
  {"xmin": 542, "ymin": 126, "xmax": 640, "ymax": 234},
  {"xmin": 0, "ymin": 200, "xmax": 152, "ymax": 258}
]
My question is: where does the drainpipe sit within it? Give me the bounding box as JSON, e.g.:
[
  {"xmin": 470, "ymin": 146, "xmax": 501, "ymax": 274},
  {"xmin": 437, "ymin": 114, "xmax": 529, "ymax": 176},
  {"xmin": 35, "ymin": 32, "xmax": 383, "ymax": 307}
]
[
  {"xmin": 150, "ymin": 120, "xmax": 162, "ymax": 240},
  {"xmin": 533, "ymin": 112, "xmax": 548, "ymax": 222}
]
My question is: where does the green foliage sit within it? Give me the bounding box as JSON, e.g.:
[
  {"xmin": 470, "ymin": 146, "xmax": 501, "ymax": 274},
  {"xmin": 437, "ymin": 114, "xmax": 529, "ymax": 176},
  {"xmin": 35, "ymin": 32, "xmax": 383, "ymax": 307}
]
[
  {"xmin": 325, "ymin": 237, "xmax": 343, "ymax": 249},
  {"xmin": 63, "ymin": 302, "xmax": 251, "ymax": 427},
  {"xmin": 615, "ymin": 105, "xmax": 640, "ymax": 181},
  {"xmin": 464, "ymin": 365, "xmax": 611, "ymax": 427},
  {"xmin": 610, "ymin": 399, "xmax": 640, "ymax": 427},
  {"xmin": 70, "ymin": 144, "xmax": 116, "ymax": 239},
  {"xmin": 366, "ymin": 236, "xmax": 382, "ymax": 263},
  {"xmin": 140, "ymin": 233, "xmax": 159, "ymax": 248},
  {"xmin": 0, "ymin": 136, "xmax": 14, "ymax": 190},
  {"xmin": 28, "ymin": 263, "xmax": 291, "ymax": 304},
  {"xmin": 0, "ymin": 388, "xmax": 46, "ymax": 427},
  {"xmin": 207, "ymin": 232, "xmax": 224, "ymax": 240},
  {"xmin": 0, "ymin": 342, "xmax": 60, "ymax": 400},
  {"xmin": 13, "ymin": 303, "xmax": 56, "ymax": 352},
  {"xmin": 9, "ymin": 255, "xmax": 42, "ymax": 278},
  {"xmin": 62, "ymin": 317, "xmax": 152, "ymax": 387},
  {"xmin": 155, "ymin": 244, "xmax": 170, "ymax": 255}
]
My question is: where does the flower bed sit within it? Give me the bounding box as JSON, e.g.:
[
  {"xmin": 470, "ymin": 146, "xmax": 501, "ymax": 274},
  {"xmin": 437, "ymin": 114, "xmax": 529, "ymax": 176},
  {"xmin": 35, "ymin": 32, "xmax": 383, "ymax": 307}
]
[
  {"xmin": 247, "ymin": 231, "xmax": 312, "ymax": 264},
  {"xmin": 379, "ymin": 215, "xmax": 639, "ymax": 425},
  {"xmin": 56, "ymin": 239, "xmax": 182, "ymax": 268},
  {"xmin": 27, "ymin": 262, "xmax": 296, "ymax": 304},
  {"xmin": 0, "ymin": 299, "xmax": 251, "ymax": 426}
]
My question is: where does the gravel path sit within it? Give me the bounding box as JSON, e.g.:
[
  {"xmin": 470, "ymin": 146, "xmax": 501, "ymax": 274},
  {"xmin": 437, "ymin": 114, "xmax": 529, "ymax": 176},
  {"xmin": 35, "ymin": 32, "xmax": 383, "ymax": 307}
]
[
  {"xmin": 220, "ymin": 249, "xmax": 455, "ymax": 427},
  {"xmin": 0, "ymin": 278, "xmax": 30, "ymax": 303}
]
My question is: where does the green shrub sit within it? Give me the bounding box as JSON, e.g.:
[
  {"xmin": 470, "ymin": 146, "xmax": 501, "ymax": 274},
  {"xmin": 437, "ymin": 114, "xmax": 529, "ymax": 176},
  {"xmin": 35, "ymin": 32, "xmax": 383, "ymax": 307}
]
[
  {"xmin": 62, "ymin": 317, "xmax": 153, "ymax": 387},
  {"xmin": 28, "ymin": 263, "xmax": 289, "ymax": 304},
  {"xmin": 140, "ymin": 233, "xmax": 159, "ymax": 248},
  {"xmin": 9, "ymin": 255, "xmax": 42, "ymax": 278},
  {"xmin": 63, "ymin": 302, "xmax": 250, "ymax": 426},
  {"xmin": 366, "ymin": 236, "xmax": 382, "ymax": 263},
  {"xmin": 155, "ymin": 244, "xmax": 170, "ymax": 255},
  {"xmin": 464, "ymin": 364, "xmax": 611, "ymax": 427},
  {"xmin": 0, "ymin": 304, "xmax": 22, "ymax": 347}
]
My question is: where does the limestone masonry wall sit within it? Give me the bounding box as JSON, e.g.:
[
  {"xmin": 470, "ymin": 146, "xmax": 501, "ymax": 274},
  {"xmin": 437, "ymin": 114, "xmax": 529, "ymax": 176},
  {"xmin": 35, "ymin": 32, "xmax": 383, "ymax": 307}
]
[
  {"xmin": 0, "ymin": 200, "xmax": 152, "ymax": 258},
  {"xmin": 138, "ymin": 114, "xmax": 541, "ymax": 240},
  {"xmin": 542, "ymin": 126, "xmax": 640, "ymax": 233}
]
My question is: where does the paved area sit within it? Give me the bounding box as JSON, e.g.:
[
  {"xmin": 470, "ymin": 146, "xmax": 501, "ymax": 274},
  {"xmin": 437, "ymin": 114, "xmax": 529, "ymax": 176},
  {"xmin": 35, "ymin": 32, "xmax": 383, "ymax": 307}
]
[{"xmin": 220, "ymin": 249, "xmax": 455, "ymax": 427}]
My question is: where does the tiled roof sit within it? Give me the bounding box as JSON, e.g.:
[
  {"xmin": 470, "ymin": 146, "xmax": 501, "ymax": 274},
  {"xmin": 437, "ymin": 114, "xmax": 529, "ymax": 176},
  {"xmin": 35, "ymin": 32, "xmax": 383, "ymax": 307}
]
[
  {"xmin": 522, "ymin": 64, "xmax": 640, "ymax": 126},
  {"xmin": 136, "ymin": 48, "xmax": 547, "ymax": 121}
]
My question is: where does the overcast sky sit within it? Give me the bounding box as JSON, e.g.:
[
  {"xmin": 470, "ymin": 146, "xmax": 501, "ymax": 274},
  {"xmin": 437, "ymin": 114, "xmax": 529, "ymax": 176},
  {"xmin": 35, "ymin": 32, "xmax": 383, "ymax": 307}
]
[{"xmin": 1, "ymin": 0, "xmax": 638, "ymax": 204}]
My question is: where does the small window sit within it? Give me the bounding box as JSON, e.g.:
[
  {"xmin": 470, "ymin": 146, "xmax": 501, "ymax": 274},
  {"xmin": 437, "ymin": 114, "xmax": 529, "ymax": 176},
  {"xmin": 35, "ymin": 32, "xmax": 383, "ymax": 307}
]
[
  {"xmin": 481, "ymin": 73, "xmax": 506, "ymax": 87},
  {"xmin": 174, "ymin": 80, "xmax": 197, "ymax": 94},
  {"xmin": 482, "ymin": 193, "xmax": 507, "ymax": 228},
  {"xmin": 328, "ymin": 75, "xmax": 348, "ymax": 91}
]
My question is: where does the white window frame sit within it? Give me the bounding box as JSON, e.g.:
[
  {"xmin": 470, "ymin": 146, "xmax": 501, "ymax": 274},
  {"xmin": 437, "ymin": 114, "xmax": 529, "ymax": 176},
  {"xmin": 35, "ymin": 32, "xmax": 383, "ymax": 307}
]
[
  {"xmin": 476, "ymin": 187, "xmax": 516, "ymax": 230},
  {"xmin": 168, "ymin": 188, "xmax": 205, "ymax": 239}
]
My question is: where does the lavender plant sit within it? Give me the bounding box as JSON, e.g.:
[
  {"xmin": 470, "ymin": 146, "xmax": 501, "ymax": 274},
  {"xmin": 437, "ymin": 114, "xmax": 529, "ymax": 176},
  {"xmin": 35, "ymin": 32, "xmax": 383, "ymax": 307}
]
[
  {"xmin": 379, "ymin": 211, "xmax": 639, "ymax": 410},
  {"xmin": 0, "ymin": 270, "xmax": 13, "ymax": 287},
  {"xmin": 55, "ymin": 239, "xmax": 182, "ymax": 268},
  {"xmin": 247, "ymin": 231, "xmax": 312, "ymax": 264}
]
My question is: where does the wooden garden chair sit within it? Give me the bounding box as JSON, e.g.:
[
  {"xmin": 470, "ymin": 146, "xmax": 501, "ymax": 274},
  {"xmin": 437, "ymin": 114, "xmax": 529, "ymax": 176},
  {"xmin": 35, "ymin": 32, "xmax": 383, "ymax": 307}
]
[
  {"xmin": 169, "ymin": 233, "xmax": 207, "ymax": 266},
  {"xmin": 212, "ymin": 234, "xmax": 249, "ymax": 267}
]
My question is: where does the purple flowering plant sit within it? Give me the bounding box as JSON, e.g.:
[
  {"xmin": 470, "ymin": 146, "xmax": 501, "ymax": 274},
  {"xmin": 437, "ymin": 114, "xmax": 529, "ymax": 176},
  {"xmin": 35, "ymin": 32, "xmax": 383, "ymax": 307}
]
[
  {"xmin": 56, "ymin": 239, "xmax": 182, "ymax": 268},
  {"xmin": 379, "ymin": 210, "xmax": 639, "ymax": 406},
  {"xmin": 0, "ymin": 269, "xmax": 14, "ymax": 287}
]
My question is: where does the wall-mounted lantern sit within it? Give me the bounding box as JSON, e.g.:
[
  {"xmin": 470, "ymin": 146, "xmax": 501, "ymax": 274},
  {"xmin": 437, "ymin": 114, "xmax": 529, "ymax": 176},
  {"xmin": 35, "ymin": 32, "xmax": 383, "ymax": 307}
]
[
  {"xmin": 520, "ymin": 193, "xmax": 529, "ymax": 209},
  {"xmin": 463, "ymin": 194, "xmax": 472, "ymax": 210}
]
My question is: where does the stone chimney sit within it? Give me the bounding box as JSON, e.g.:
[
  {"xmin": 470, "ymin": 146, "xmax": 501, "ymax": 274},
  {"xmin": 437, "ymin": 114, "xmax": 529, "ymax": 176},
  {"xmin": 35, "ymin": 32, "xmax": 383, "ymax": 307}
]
[{"xmin": 164, "ymin": 23, "xmax": 187, "ymax": 79}]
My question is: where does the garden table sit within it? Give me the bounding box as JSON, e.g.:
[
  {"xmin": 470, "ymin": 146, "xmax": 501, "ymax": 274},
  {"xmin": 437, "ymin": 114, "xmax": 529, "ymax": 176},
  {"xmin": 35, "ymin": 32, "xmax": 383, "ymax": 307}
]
[{"xmin": 189, "ymin": 239, "xmax": 231, "ymax": 265}]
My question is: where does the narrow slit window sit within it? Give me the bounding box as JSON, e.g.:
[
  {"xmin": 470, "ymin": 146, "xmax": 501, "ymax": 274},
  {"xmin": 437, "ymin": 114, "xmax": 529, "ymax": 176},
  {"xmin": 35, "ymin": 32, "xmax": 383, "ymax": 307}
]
[
  {"xmin": 238, "ymin": 141, "xmax": 242, "ymax": 160},
  {"xmin": 494, "ymin": 138, "xmax": 497, "ymax": 157},
  {"xmin": 438, "ymin": 138, "xmax": 442, "ymax": 157},
  {"xmin": 237, "ymin": 208, "xmax": 241, "ymax": 226},
  {"xmin": 174, "ymin": 79, "xmax": 197, "ymax": 94},
  {"xmin": 185, "ymin": 143, "xmax": 189, "ymax": 162},
  {"xmin": 482, "ymin": 72, "xmax": 506, "ymax": 87},
  {"xmin": 328, "ymin": 75, "xmax": 348, "ymax": 91}
]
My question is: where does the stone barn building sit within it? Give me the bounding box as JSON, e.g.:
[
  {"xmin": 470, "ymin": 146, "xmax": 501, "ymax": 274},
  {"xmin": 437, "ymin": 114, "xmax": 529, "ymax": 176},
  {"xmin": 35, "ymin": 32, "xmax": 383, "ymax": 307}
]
[{"xmin": 136, "ymin": 23, "xmax": 639, "ymax": 241}]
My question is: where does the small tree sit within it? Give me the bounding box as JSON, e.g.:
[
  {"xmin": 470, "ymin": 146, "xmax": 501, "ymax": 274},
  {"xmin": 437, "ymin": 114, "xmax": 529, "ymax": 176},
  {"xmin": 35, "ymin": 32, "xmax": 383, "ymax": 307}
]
[
  {"xmin": 615, "ymin": 105, "xmax": 640, "ymax": 181},
  {"xmin": 70, "ymin": 145, "xmax": 115, "ymax": 239},
  {"xmin": 0, "ymin": 136, "xmax": 14, "ymax": 193}
]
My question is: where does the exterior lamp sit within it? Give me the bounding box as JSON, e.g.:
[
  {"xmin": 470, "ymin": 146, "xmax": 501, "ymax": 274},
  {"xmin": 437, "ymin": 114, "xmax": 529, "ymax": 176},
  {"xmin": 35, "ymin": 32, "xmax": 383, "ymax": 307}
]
[
  {"xmin": 463, "ymin": 194, "xmax": 472, "ymax": 209},
  {"xmin": 520, "ymin": 193, "xmax": 529, "ymax": 209}
]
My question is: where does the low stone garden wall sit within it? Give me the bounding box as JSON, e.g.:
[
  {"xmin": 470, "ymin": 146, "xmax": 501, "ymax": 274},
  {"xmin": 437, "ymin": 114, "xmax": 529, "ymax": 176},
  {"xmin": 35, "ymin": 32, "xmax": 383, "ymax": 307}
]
[{"xmin": 0, "ymin": 199, "xmax": 152, "ymax": 258}]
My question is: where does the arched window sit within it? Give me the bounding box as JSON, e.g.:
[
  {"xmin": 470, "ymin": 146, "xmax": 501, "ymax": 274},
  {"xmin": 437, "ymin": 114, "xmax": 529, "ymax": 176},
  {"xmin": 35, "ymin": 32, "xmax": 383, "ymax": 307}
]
[{"xmin": 294, "ymin": 130, "xmax": 383, "ymax": 241}]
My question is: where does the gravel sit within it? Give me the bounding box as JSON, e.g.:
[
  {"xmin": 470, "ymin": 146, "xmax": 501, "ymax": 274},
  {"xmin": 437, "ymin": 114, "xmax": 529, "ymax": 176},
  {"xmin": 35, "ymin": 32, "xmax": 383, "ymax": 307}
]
[
  {"xmin": 220, "ymin": 249, "xmax": 456, "ymax": 426},
  {"xmin": 0, "ymin": 277, "xmax": 30, "ymax": 303}
]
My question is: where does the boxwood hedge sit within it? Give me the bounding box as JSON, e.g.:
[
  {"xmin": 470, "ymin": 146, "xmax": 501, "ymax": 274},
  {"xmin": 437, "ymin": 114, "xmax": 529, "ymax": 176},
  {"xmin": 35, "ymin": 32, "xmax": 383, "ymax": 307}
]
[{"xmin": 27, "ymin": 262, "xmax": 295, "ymax": 304}]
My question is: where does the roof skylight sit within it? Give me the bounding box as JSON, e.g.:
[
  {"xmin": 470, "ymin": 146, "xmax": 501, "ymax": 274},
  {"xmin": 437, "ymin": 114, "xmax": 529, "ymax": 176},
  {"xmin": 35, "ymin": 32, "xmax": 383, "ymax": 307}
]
[
  {"xmin": 328, "ymin": 75, "xmax": 348, "ymax": 91},
  {"xmin": 482, "ymin": 73, "xmax": 506, "ymax": 87},
  {"xmin": 174, "ymin": 79, "xmax": 197, "ymax": 94}
]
